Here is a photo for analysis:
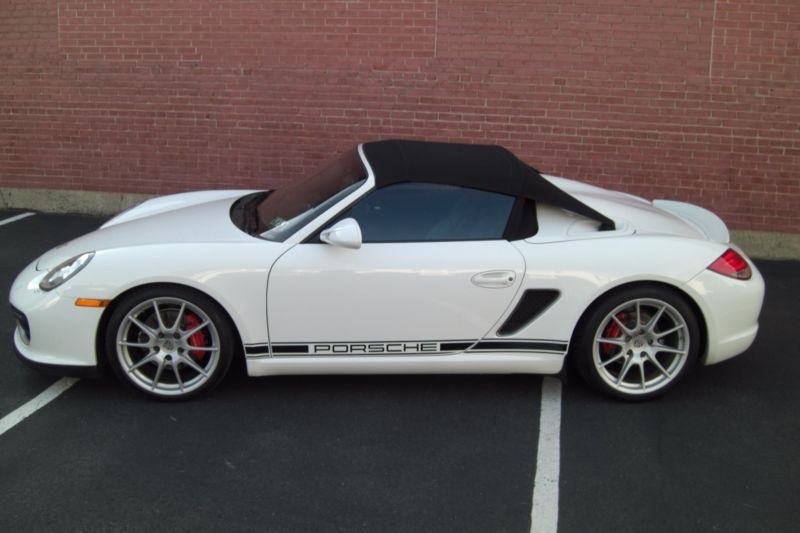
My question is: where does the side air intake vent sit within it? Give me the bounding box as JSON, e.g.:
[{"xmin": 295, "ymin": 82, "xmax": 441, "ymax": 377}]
[{"xmin": 497, "ymin": 289, "xmax": 560, "ymax": 336}]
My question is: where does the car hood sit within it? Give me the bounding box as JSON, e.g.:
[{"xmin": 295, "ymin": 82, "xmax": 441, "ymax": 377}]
[
  {"xmin": 542, "ymin": 174, "xmax": 727, "ymax": 241},
  {"xmin": 36, "ymin": 190, "xmax": 263, "ymax": 270}
]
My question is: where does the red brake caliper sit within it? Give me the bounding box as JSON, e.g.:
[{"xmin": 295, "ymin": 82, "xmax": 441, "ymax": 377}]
[
  {"xmin": 601, "ymin": 312, "xmax": 627, "ymax": 355},
  {"xmin": 183, "ymin": 313, "xmax": 208, "ymax": 360}
]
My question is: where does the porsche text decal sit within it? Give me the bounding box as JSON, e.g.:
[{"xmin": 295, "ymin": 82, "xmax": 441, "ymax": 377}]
[
  {"xmin": 313, "ymin": 342, "xmax": 439, "ymax": 354},
  {"xmin": 245, "ymin": 339, "xmax": 568, "ymax": 357}
]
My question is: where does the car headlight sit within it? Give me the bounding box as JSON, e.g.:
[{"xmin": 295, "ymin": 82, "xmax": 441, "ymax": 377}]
[{"xmin": 39, "ymin": 252, "xmax": 95, "ymax": 291}]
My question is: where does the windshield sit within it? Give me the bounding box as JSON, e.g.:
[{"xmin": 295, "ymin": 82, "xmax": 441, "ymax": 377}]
[{"xmin": 256, "ymin": 148, "xmax": 367, "ymax": 242}]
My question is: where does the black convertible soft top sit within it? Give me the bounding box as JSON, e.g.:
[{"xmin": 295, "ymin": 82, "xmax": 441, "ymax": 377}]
[{"xmin": 362, "ymin": 139, "xmax": 615, "ymax": 232}]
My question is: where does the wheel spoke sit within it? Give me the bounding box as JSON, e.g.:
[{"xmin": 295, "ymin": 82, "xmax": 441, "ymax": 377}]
[
  {"xmin": 599, "ymin": 351, "xmax": 626, "ymax": 367},
  {"xmin": 645, "ymin": 305, "xmax": 666, "ymax": 333},
  {"xmin": 128, "ymin": 315, "xmax": 156, "ymax": 338},
  {"xmin": 119, "ymin": 340, "xmax": 151, "ymax": 348},
  {"xmin": 181, "ymin": 320, "xmax": 209, "ymax": 339},
  {"xmin": 597, "ymin": 337, "xmax": 626, "ymax": 347},
  {"xmin": 655, "ymin": 324, "xmax": 685, "ymax": 338},
  {"xmin": 179, "ymin": 355, "xmax": 208, "ymax": 377},
  {"xmin": 654, "ymin": 344, "xmax": 687, "ymax": 355},
  {"xmin": 611, "ymin": 315, "xmax": 633, "ymax": 335},
  {"xmin": 172, "ymin": 362, "xmax": 184, "ymax": 392},
  {"xmin": 184, "ymin": 346, "xmax": 217, "ymax": 352},
  {"xmin": 615, "ymin": 354, "xmax": 635, "ymax": 385},
  {"xmin": 172, "ymin": 303, "xmax": 186, "ymax": 332},
  {"xmin": 152, "ymin": 301, "xmax": 168, "ymax": 331},
  {"xmin": 128, "ymin": 352, "xmax": 157, "ymax": 373},
  {"xmin": 638, "ymin": 363, "xmax": 647, "ymax": 390},
  {"xmin": 646, "ymin": 353, "xmax": 672, "ymax": 378},
  {"xmin": 151, "ymin": 358, "xmax": 168, "ymax": 390},
  {"xmin": 635, "ymin": 301, "xmax": 642, "ymax": 329}
]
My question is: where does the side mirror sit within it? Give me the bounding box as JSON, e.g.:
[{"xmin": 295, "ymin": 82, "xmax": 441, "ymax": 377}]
[{"xmin": 320, "ymin": 218, "xmax": 362, "ymax": 249}]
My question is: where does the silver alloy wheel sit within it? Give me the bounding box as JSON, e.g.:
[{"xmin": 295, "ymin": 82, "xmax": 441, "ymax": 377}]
[
  {"xmin": 115, "ymin": 297, "xmax": 221, "ymax": 397},
  {"xmin": 592, "ymin": 298, "xmax": 690, "ymax": 396}
]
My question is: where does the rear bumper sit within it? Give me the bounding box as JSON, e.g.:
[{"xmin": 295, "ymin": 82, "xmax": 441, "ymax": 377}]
[{"xmin": 684, "ymin": 258, "xmax": 765, "ymax": 365}]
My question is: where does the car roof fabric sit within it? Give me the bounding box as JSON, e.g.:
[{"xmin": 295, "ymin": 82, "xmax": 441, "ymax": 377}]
[{"xmin": 362, "ymin": 139, "xmax": 615, "ymax": 231}]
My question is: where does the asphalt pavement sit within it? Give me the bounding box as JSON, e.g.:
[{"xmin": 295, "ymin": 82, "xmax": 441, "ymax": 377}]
[{"xmin": 0, "ymin": 210, "xmax": 797, "ymax": 532}]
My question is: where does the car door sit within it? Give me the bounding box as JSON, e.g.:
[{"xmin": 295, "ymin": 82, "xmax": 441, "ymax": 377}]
[{"xmin": 266, "ymin": 183, "xmax": 526, "ymax": 356}]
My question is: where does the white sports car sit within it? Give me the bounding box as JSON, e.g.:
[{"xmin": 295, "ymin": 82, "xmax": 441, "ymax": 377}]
[{"xmin": 10, "ymin": 140, "xmax": 764, "ymax": 400}]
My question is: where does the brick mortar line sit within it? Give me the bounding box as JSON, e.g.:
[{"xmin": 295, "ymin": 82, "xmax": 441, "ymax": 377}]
[{"xmin": 708, "ymin": 0, "xmax": 718, "ymax": 80}]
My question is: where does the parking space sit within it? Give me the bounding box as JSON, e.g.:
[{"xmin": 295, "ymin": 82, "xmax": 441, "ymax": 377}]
[
  {"xmin": 1, "ymin": 373, "xmax": 543, "ymax": 532},
  {"xmin": 0, "ymin": 211, "xmax": 104, "ymax": 418},
  {"xmin": 560, "ymin": 259, "xmax": 799, "ymax": 533},
  {"xmin": 1, "ymin": 212, "xmax": 797, "ymax": 532}
]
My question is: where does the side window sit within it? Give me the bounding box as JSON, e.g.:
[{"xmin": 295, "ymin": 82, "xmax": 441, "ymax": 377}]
[{"xmin": 346, "ymin": 182, "xmax": 515, "ymax": 242}]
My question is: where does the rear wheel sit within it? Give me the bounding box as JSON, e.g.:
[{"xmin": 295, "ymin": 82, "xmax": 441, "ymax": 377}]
[
  {"xmin": 105, "ymin": 286, "xmax": 234, "ymax": 400},
  {"xmin": 573, "ymin": 286, "xmax": 700, "ymax": 401}
]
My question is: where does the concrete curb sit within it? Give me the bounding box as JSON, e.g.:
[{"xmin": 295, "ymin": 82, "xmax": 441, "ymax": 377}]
[
  {"xmin": 729, "ymin": 230, "xmax": 800, "ymax": 261},
  {"xmin": 0, "ymin": 187, "xmax": 153, "ymax": 216},
  {"xmin": 1, "ymin": 187, "xmax": 798, "ymax": 260}
]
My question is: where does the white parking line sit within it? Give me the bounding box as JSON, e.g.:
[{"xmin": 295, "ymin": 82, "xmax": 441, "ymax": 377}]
[
  {"xmin": 0, "ymin": 377, "xmax": 79, "ymax": 436},
  {"xmin": 530, "ymin": 376, "xmax": 562, "ymax": 533},
  {"xmin": 0, "ymin": 212, "xmax": 36, "ymax": 226}
]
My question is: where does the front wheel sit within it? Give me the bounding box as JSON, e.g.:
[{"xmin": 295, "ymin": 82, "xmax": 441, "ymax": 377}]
[
  {"xmin": 105, "ymin": 286, "xmax": 234, "ymax": 400},
  {"xmin": 573, "ymin": 286, "xmax": 701, "ymax": 401}
]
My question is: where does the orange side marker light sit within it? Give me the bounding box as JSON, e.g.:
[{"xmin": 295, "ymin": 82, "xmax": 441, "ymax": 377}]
[{"xmin": 75, "ymin": 298, "xmax": 110, "ymax": 308}]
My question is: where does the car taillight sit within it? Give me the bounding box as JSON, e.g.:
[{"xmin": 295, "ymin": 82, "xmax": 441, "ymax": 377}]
[{"xmin": 708, "ymin": 249, "xmax": 752, "ymax": 280}]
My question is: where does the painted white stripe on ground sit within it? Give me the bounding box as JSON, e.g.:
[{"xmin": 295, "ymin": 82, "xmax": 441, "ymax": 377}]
[
  {"xmin": 530, "ymin": 376, "xmax": 562, "ymax": 533},
  {"xmin": 0, "ymin": 212, "xmax": 36, "ymax": 226},
  {"xmin": 0, "ymin": 377, "xmax": 79, "ymax": 436}
]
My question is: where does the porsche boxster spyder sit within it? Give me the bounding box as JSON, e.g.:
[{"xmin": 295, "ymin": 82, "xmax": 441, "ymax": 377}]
[{"xmin": 10, "ymin": 140, "xmax": 764, "ymax": 400}]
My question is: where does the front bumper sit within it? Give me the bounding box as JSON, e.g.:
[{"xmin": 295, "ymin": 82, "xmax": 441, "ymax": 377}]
[
  {"xmin": 13, "ymin": 328, "xmax": 100, "ymax": 377},
  {"xmin": 9, "ymin": 259, "xmax": 103, "ymax": 371},
  {"xmin": 684, "ymin": 259, "xmax": 765, "ymax": 365}
]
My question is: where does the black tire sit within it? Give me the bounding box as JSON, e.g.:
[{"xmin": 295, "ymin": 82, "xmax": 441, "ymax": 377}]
[
  {"xmin": 572, "ymin": 285, "xmax": 700, "ymax": 401},
  {"xmin": 104, "ymin": 285, "xmax": 235, "ymax": 400}
]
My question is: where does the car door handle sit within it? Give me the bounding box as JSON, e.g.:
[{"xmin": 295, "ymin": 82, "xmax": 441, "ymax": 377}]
[{"xmin": 471, "ymin": 270, "xmax": 516, "ymax": 288}]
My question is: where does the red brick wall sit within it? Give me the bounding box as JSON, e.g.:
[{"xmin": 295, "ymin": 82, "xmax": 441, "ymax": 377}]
[{"xmin": 1, "ymin": 0, "xmax": 798, "ymax": 232}]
